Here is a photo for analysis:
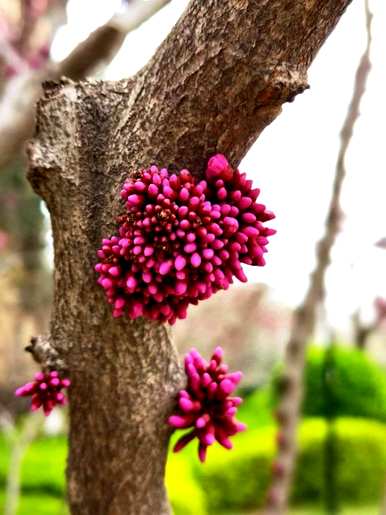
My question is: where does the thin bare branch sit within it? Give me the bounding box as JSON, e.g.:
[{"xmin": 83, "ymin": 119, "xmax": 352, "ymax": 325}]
[
  {"xmin": 0, "ymin": 0, "xmax": 171, "ymax": 171},
  {"xmin": 59, "ymin": 0, "xmax": 171, "ymax": 80},
  {"xmin": 265, "ymin": 1, "xmax": 373, "ymax": 513}
]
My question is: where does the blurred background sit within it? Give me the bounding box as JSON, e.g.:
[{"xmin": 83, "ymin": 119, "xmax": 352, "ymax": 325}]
[{"xmin": 1, "ymin": 0, "xmax": 386, "ymax": 514}]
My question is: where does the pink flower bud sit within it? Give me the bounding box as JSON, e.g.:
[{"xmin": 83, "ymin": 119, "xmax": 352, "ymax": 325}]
[
  {"xmin": 126, "ymin": 194, "xmax": 143, "ymax": 206},
  {"xmin": 206, "ymin": 154, "xmax": 231, "ymax": 179},
  {"xmin": 175, "ymin": 255, "xmax": 186, "ymax": 271},
  {"xmin": 190, "ymin": 253, "xmax": 201, "ymax": 268},
  {"xmin": 169, "ymin": 347, "xmax": 245, "ymax": 463},
  {"xmin": 15, "ymin": 370, "xmax": 70, "ymax": 416}
]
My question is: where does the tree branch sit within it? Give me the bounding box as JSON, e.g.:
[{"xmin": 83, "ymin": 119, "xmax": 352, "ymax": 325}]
[
  {"xmin": 266, "ymin": 2, "xmax": 373, "ymax": 512},
  {"xmin": 0, "ymin": 0, "xmax": 171, "ymax": 171},
  {"xmin": 106, "ymin": 0, "xmax": 353, "ymax": 176},
  {"xmin": 59, "ymin": 0, "xmax": 172, "ymax": 80},
  {"xmin": 25, "ymin": 335, "xmax": 67, "ymax": 372}
]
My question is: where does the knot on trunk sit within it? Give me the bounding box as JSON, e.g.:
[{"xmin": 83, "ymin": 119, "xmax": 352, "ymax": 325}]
[
  {"xmin": 25, "ymin": 335, "xmax": 67, "ymax": 373},
  {"xmin": 257, "ymin": 63, "xmax": 309, "ymax": 106}
]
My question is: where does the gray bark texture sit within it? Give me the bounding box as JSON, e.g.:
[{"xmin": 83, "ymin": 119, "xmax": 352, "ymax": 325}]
[{"xmin": 26, "ymin": 1, "xmax": 352, "ymax": 514}]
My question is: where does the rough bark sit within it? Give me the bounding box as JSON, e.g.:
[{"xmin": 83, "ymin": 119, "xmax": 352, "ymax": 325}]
[
  {"xmin": 27, "ymin": 1, "xmax": 353, "ymax": 514},
  {"xmin": 266, "ymin": 2, "xmax": 373, "ymax": 513}
]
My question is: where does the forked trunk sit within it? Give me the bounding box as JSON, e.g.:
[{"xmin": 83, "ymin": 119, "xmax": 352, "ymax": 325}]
[{"xmin": 27, "ymin": 1, "xmax": 353, "ymax": 513}]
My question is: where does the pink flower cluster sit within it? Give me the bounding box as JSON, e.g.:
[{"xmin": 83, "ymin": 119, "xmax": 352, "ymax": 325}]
[
  {"xmin": 15, "ymin": 371, "xmax": 70, "ymax": 416},
  {"xmin": 168, "ymin": 347, "xmax": 246, "ymax": 462},
  {"xmin": 95, "ymin": 154, "xmax": 275, "ymax": 323}
]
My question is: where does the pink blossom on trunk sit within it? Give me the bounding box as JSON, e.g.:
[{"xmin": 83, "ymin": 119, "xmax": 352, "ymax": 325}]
[
  {"xmin": 15, "ymin": 370, "xmax": 70, "ymax": 416},
  {"xmin": 168, "ymin": 346, "xmax": 246, "ymax": 462},
  {"xmin": 96, "ymin": 155, "xmax": 275, "ymax": 323}
]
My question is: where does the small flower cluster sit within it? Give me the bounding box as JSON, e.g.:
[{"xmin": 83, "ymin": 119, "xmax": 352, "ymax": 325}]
[
  {"xmin": 15, "ymin": 371, "xmax": 70, "ymax": 416},
  {"xmin": 96, "ymin": 154, "xmax": 275, "ymax": 323},
  {"xmin": 168, "ymin": 347, "xmax": 246, "ymax": 462}
]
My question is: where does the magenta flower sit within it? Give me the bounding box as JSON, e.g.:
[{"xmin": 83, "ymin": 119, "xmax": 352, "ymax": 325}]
[
  {"xmin": 95, "ymin": 154, "xmax": 275, "ymax": 323},
  {"xmin": 168, "ymin": 347, "xmax": 246, "ymax": 462},
  {"xmin": 15, "ymin": 371, "xmax": 70, "ymax": 416}
]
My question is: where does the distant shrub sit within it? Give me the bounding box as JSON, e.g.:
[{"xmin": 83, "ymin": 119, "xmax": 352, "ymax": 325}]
[
  {"xmin": 196, "ymin": 426, "xmax": 275, "ymax": 512},
  {"xmin": 293, "ymin": 418, "xmax": 386, "ymax": 504},
  {"xmin": 197, "ymin": 418, "xmax": 386, "ymax": 512},
  {"xmin": 270, "ymin": 345, "xmax": 386, "ymax": 422},
  {"xmin": 302, "ymin": 346, "xmax": 386, "ymax": 421},
  {"xmin": 333, "ymin": 418, "xmax": 386, "ymax": 503},
  {"xmin": 292, "ymin": 418, "xmax": 327, "ymax": 502}
]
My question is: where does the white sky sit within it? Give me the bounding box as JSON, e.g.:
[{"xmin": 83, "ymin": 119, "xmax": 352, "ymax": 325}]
[{"xmin": 51, "ymin": 0, "xmax": 386, "ymax": 331}]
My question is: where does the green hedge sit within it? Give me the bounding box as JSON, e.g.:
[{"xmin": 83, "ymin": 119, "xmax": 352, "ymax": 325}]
[
  {"xmin": 1, "ymin": 416, "xmax": 386, "ymax": 514},
  {"xmin": 270, "ymin": 345, "xmax": 386, "ymax": 423},
  {"xmin": 303, "ymin": 346, "xmax": 386, "ymax": 421},
  {"xmin": 292, "ymin": 419, "xmax": 327, "ymax": 503},
  {"xmin": 197, "ymin": 418, "xmax": 386, "ymax": 512},
  {"xmin": 333, "ymin": 419, "xmax": 386, "ymax": 503},
  {"xmin": 196, "ymin": 426, "xmax": 274, "ymax": 512}
]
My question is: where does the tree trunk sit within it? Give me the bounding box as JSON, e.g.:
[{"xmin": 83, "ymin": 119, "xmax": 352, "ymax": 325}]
[{"xmin": 27, "ymin": 1, "xmax": 353, "ymax": 514}]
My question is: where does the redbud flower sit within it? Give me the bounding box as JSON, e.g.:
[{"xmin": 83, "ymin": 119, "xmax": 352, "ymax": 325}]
[
  {"xmin": 95, "ymin": 154, "xmax": 275, "ymax": 323},
  {"xmin": 15, "ymin": 371, "xmax": 70, "ymax": 416},
  {"xmin": 168, "ymin": 347, "xmax": 246, "ymax": 462}
]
